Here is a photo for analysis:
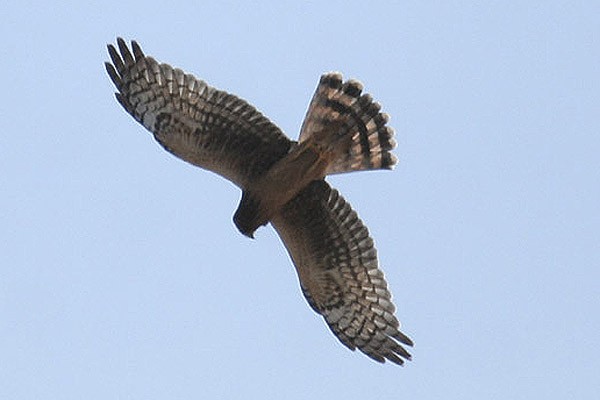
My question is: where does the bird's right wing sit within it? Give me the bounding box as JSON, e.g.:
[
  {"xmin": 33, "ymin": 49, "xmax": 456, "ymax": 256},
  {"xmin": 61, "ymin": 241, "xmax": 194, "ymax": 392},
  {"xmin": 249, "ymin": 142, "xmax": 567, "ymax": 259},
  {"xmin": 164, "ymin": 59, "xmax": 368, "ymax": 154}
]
[
  {"xmin": 105, "ymin": 38, "xmax": 292, "ymax": 188},
  {"xmin": 271, "ymin": 180, "xmax": 413, "ymax": 365}
]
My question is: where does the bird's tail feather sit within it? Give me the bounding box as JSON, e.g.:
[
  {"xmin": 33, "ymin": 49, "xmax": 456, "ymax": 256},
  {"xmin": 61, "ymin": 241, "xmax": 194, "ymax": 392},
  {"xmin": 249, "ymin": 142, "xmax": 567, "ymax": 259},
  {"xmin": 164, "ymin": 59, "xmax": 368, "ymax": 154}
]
[{"xmin": 298, "ymin": 72, "xmax": 397, "ymax": 175}]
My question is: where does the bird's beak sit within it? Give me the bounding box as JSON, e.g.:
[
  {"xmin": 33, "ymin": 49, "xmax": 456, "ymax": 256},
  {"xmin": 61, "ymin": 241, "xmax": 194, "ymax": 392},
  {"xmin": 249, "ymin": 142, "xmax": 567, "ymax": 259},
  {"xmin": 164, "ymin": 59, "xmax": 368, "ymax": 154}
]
[{"xmin": 241, "ymin": 229, "xmax": 255, "ymax": 239}]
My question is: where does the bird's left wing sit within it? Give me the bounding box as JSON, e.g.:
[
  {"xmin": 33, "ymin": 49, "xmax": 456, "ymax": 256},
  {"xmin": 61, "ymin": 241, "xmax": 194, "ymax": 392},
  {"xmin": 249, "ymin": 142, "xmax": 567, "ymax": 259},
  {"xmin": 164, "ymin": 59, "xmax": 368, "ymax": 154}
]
[
  {"xmin": 105, "ymin": 38, "xmax": 291, "ymax": 188},
  {"xmin": 271, "ymin": 180, "xmax": 413, "ymax": 365}
]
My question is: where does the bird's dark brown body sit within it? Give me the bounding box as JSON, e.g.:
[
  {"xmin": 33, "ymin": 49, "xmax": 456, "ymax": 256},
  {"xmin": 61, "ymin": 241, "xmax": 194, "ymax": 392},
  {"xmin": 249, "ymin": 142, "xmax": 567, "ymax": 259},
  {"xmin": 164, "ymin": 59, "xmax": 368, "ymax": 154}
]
[{"xmin": 234, "ymin": 140, "xmax": 331, "ymax": 237}]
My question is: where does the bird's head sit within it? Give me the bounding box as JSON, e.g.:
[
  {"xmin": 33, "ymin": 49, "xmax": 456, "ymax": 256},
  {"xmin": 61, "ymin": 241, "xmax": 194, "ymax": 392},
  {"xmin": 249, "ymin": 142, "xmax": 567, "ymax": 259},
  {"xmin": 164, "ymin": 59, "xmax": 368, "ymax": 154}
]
[{"xmin": 233, "ymin": 192, "xmax": 265, "ymax": 239}]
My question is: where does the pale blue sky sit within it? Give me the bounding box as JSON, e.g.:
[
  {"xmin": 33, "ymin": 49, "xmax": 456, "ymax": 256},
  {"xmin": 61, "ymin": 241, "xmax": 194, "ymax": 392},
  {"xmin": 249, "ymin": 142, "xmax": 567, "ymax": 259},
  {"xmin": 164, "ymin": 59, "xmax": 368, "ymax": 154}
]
[{"xmin": 1, "ymin": 1, "xmax": 599, "ymax": 399}]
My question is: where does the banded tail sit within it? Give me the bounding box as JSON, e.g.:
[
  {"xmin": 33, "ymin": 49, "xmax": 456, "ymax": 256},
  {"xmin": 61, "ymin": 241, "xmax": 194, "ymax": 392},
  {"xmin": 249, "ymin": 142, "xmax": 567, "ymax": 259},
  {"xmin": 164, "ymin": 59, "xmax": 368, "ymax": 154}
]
[{"xmin": 299, "ymin": 72, "xmax": 397, "ymax": 175}]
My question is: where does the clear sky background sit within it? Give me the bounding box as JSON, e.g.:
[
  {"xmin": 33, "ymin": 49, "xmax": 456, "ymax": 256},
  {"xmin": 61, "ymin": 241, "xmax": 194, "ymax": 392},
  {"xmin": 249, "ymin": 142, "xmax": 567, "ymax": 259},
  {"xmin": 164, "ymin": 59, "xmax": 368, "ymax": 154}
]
[{"xmin": 1, "ymin": 1, "xmax": 599, "ymax": 399}]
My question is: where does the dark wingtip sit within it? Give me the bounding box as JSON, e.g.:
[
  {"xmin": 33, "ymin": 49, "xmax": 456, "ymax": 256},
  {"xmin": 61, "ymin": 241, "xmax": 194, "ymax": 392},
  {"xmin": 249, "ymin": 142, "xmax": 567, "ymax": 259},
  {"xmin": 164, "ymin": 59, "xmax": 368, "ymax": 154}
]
[
  {"xmin": 104, "ymin": 61, "xmax": 121, "ymax": 87},
  {"xmin": 398, "ymin": 332, "xmax": 414, "ymax": 347},
  {"xmin": 131, "ymin": 40, "xmax": 144, "ymax": 61},
  {"xmin": 107, "ymin": 43, "xmax": 124, "ymax": 73},
  {"xmin": 116, "ymin": 37, "xmax": 127, "ymax": 51},
  {"xmin": 117, "ymin": 37, "xmax": 134, "ymax": 65},
  {"xmin": 386, "ymin": 353, "xmax": 406, "ymax": 366}
]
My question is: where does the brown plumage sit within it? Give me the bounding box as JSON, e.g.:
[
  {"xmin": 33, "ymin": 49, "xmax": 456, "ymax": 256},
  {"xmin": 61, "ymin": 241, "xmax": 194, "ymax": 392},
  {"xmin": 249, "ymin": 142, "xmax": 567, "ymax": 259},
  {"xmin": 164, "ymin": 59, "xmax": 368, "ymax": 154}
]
[{"xmin": 105, "ymin": 38, "xmax": 412, "ymax": 365}]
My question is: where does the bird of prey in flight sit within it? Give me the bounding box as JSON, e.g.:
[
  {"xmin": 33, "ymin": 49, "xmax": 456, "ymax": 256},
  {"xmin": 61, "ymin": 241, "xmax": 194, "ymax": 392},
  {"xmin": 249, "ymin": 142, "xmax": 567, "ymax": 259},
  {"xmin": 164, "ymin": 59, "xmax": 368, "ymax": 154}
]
[{"xmin": 106, "ymin": 38, "xmax": 413, "ymax": 365}]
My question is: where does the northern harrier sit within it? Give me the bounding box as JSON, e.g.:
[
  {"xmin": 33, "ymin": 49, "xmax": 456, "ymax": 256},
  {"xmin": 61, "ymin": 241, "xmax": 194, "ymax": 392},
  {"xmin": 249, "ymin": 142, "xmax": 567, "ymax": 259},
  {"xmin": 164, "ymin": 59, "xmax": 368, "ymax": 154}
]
[{"xmin": 105, "ymin": 38, "xmax": 413, "ymax": 365}]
